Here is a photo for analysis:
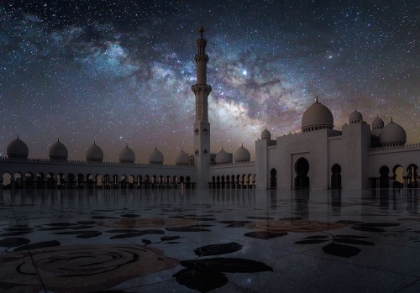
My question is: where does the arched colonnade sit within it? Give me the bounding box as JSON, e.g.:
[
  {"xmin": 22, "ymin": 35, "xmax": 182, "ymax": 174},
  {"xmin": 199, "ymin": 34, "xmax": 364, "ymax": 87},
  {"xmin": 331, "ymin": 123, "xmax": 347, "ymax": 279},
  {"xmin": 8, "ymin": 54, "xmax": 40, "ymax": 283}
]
[
  {"xmin": 209, "ymin": 174, "xmax": 256, "ymax": 189},
  {"xmin": 370, "ymin": 164, "xmax": 420, "ymax": 189},
  {"xmin": 1, "ymin": 172, "xmax": 195, "ymax": 190}
]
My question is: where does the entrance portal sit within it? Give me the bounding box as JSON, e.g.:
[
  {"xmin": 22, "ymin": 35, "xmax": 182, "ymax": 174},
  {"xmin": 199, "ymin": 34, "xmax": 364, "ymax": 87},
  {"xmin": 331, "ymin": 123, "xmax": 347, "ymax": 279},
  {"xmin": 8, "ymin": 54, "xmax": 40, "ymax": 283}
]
[
  {"xmin": 294, "ymin": 158, "xmax": 310, "ymax": 189},
  {"xmin": 269, "ymin": 169, "xmax": 277, "ymax": 189},
  {"xmin": 331, "ymin": 164, "xmax": 341, "ymax": 189},
  {"xmin": 379, "ymin": 166, "xmax": 389, "ymax": 188}
]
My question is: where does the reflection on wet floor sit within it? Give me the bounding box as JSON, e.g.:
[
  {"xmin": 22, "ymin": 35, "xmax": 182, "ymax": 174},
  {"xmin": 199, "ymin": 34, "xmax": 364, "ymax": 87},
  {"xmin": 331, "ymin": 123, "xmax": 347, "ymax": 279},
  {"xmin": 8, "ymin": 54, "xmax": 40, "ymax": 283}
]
[{"xmin": 1, "ymin": 189, "xmax": 420, "ymax": 292}]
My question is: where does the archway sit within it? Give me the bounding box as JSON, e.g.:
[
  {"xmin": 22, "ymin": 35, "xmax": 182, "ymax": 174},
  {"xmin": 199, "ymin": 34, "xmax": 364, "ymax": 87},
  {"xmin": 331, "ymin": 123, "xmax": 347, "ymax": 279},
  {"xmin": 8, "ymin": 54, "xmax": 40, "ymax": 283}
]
[
  {"xmin": 137, "ymin": 175, "xmax": 143, "ymax": 189},
  {"xmin": 120, "ymin": 175, "xmax": 127, "ymax": 189},
  {"xmin": 392, "ymin": 165, "xmax": 403, "ymax": 188},
  {"xmin": 294, "ymin": 158, "xmax": 310, "ymax": 189},
  {"xmin": 379, "ymin": 166, "xmax": 389, "ymax": 189},
  {"xmin": 186, "ymin": 176, "xmax": 191, "ymax": 189},
  {"xmin": 407, "ymin": 164, "xmax": 419, "ymax": 188},
  {"xmin": 14, "ymin": 173, "xmax": 23, "ymax": 189},
  {"xmin": 129, "ymin": 175, "xmax": 135, "ymax": 189},
  {"xmin": 270, "ymin": 169, "xmax": 277, "ymax": 189},
  {"xmin": 179, "ymin": 176, "xmax": 184, "ymax": 189},
  {"xmin": 25, "ymin": 172, "xmax": 34, "ymax": 189},
  {"xmin": 46, "ymin": 173, "xmax": 55, "ymax": 189},
  {"xmin": 144, "ymin": 175, "xmax": 150, "ymax": 189},
  {"xmin": 95, "ymin": 174, "xmax": 102, "ymax": 188},
  {"xmin": 2, "ymin": 172, "xmax": 12, "ymax": 189},
  {"xmin": 67, "ymin": 173, "xmax": 75, "ymax": 189},
  {"xmin": 37, "ymin": 173, "xmax": 45, "ymax": 189},
  {"xmin": 331, "ymin": 164, "xmax": 341, "ymax": 189}
]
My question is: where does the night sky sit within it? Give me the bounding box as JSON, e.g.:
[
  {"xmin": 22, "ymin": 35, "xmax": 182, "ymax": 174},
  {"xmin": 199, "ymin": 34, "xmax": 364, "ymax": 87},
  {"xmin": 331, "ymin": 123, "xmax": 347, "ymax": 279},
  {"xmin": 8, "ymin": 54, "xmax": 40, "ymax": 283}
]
[{"xmin": 1, "ymin": 0, "xmax": 420, "ymax": 163}]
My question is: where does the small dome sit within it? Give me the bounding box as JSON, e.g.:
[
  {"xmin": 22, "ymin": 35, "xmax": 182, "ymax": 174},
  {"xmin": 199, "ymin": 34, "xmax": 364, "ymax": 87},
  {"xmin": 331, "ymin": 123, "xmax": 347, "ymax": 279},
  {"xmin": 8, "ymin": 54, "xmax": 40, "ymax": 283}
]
[
  {"xmin": 7, "ymin": 137, "xmax": 29, "ymax": 159},
  {"xmin": 372, "ymin": 116, "xmax": 384, "ymax": 130},
  {"xmin": 349, "ymin": 110, "xmax": 363, "ymax": 124},
  {"xmin": 119, "ymin": 145, "xmax": 135, "ymax": 163},
  {"xmin": 261, "ymin": 129, "xmax": 271, "ymax": 140},
  {"xmin": 175, "ymin": 150, "xmax": 189, "ymax": 166},
  {"xmin": 86, "ymin": 142, "xmax": 103, "ymax": 162},
  {"xmin": 379, "ymin": 120, "xmax": 407, "ymax": 146},
  {"xmin": 49, "ymin": 139, "xmax": 68, "ymax": 161},
  {"xmin": 149, "ymin": 147, "xmax": 164, "ymax": 165},
  {"xmin": 302, "ymin": 98, "xmax": 334, "ymax": 132},
  {"xmin": 234, "ymin": 144, "xmax": 250, "ymax": 163},
  {"xmin": 215, "ymin": 148, "xmax": 231, "ymax": 164}
]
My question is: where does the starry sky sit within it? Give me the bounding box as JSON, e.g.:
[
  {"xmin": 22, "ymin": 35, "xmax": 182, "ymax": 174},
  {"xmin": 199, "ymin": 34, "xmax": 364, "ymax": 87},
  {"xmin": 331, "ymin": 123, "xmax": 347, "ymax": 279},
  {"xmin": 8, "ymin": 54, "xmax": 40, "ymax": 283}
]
[{"xmin": 1, "ymin": 0, "xmax": 420, "ymax": 163}]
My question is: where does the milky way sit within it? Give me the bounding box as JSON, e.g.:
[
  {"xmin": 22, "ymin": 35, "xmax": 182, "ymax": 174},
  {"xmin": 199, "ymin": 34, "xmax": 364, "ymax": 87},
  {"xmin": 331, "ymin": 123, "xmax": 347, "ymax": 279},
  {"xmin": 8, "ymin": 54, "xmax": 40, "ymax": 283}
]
[{"xmin": 1, "ymin": 1, "xmax": 419, "ymax": 163}]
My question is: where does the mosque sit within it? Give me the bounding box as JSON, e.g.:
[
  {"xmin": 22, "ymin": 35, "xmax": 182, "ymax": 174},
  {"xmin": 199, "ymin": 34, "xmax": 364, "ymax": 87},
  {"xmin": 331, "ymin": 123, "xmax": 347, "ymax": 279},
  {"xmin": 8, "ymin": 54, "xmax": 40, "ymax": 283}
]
[{"xmin": 1, "ymin": 25, "xmax": 420, "ymax": 191}]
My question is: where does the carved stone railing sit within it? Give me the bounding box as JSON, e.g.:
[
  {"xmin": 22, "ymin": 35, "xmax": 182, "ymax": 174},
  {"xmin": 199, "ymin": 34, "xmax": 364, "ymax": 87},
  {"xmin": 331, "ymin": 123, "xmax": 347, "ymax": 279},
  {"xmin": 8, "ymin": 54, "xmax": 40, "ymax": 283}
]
[{"xmin": 369, "ymin": 143, "xmax": 420, "ymax": 152}]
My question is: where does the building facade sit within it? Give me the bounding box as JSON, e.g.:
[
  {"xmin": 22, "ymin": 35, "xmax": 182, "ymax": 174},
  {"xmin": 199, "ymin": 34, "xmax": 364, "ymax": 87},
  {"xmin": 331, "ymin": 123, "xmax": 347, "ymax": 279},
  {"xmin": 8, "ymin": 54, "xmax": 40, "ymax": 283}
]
[{"xmin": 1, "ymin": 25, "xmax": 420, "ymax": 191}]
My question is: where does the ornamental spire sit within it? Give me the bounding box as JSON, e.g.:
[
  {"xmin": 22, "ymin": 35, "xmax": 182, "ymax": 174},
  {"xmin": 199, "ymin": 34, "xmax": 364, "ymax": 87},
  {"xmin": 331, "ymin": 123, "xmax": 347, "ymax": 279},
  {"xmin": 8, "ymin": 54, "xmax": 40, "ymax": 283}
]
[{"xmin": 199, "ymin": 21, "xmax": 204, "ymax": 38}]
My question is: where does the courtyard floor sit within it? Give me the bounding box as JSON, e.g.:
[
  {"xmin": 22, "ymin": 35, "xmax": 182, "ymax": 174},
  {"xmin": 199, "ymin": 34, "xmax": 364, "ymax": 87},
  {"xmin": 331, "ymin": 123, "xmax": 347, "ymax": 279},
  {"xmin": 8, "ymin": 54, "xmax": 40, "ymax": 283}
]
[{"xmin": 1, "ymin": 189, "xmax": 420, "ymax": 292}]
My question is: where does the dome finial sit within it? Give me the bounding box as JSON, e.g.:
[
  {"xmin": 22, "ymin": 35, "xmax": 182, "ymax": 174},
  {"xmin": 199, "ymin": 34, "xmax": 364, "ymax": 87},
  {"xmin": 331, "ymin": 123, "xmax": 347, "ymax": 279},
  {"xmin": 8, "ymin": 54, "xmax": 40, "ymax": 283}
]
[
  {"xmin": 199, "ymin": 21, "xmax": 204, "ymax": 38},
  {"xmin": 315, "ymin": 96, "xmax": 319, "ymax": 103},
  {"xmin": 94, "ymin": 140, "xmax": 96, "ymax": 145},
  {"xmin": 391, "ymin": 117, "xmax": 393, "ymax": 123},
  {"xmin": 57, "ymin": 137, "xmax": 60, "ymax": 143},
  {"xmin": 17, "ymin": 135, "xmax": 19, "ymax": 139}
]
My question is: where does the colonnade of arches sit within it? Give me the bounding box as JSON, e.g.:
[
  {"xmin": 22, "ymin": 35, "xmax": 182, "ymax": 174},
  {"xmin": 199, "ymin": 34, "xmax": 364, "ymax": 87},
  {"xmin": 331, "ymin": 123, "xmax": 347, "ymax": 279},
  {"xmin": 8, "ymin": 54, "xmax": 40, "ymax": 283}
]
[
  {"xmin": 209, "ymin": 174, "xmax": 256, "ymax": 189},
  {"xmin": 370, "ymin": 164, "xmax": 420, "ymax": 189},
  {"xmin": 1, "ymin": 172, "xmax": 195, "ymax": 190}
]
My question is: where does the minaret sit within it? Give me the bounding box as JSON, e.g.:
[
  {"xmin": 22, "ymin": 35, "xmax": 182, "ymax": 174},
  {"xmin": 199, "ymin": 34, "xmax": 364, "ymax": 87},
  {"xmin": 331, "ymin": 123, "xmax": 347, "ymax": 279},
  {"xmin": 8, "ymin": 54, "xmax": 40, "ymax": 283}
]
[{"xmin": 192, "ymin": 23, "xmax": 212, "ymax": 189}]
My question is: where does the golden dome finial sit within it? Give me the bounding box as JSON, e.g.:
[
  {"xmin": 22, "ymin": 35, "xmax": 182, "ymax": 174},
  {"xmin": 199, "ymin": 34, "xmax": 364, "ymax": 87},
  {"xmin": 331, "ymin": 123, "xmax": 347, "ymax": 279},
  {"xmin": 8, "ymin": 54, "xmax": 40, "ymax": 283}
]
[{"xmin": 199, "ymin": 21, "xmax": 204, "ymax": 38}]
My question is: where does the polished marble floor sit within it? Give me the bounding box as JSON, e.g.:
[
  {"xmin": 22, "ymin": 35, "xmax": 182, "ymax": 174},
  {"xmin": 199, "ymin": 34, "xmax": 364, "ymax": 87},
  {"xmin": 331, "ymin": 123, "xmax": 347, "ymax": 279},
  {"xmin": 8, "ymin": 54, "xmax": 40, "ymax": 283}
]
[{"xmin": 1, "ymin": 188, "xmax": 420, "ymax": 293}]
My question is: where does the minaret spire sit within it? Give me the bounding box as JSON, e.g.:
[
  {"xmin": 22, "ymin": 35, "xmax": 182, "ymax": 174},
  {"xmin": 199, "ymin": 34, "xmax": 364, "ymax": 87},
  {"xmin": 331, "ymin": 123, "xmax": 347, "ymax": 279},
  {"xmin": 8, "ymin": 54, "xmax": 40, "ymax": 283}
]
[{"xmin": 199, "ymin": 21, "xmax": 204, "ymax": 39}]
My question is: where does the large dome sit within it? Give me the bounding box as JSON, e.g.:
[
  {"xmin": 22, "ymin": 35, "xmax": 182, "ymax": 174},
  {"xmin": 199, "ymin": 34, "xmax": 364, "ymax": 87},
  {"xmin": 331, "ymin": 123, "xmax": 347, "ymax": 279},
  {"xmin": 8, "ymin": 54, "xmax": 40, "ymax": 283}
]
[
  {"xmin": 261, "ymin": 129, "xmax": 271, "ymax": 140},
  {"xmin": 7, "ymin": 137, "xmax": 29, "ymax": 159},
  {"xmin": 175, "ymin": 150, "xmax": 189, "ymax": 166},
  {"xmin": 149, "ymin": 147, "xmax": 164, "ymax": 165},
  {"xmin": 379, "ymin": 120, "xmax": 407, "ymax": 146},
  {"xmin": 49, "ymin": 139, "xmax": 68, "ymax": 161},
  {"xmin": 349, "ymin": 110, "xmax": 363, "ymax": 124},
  {"xmin": 215, "ymin": 148, "xmax": 231, "ymax": 164},
  {"xmin": 234, "ymin": 144, "xmax": 250, "ymax": 163},
  {"xmin": 302, "ymin": 98, "xmax": 334, "ymax": 132},
  {"xmin": 119, "ymin": 145, "xmax": 135, "ymax": 163},
  {"xmin": 86, "ymin": 142, "xmax": 103, "ymax": 162}
]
